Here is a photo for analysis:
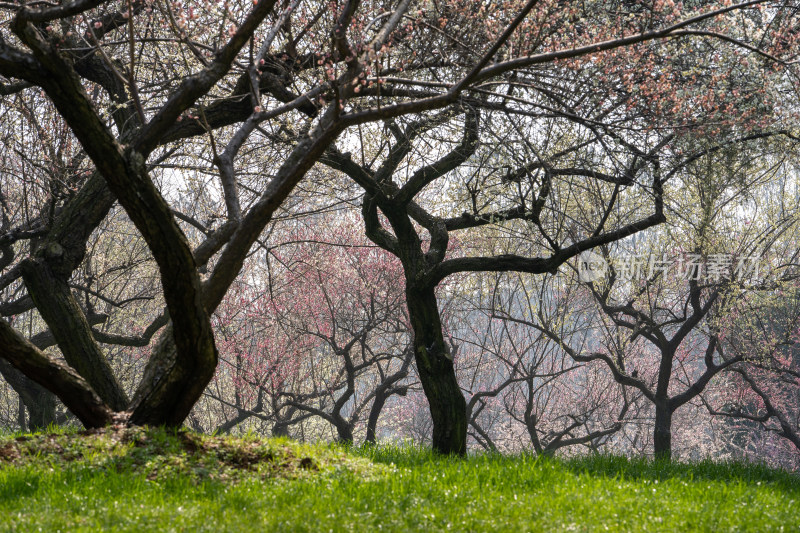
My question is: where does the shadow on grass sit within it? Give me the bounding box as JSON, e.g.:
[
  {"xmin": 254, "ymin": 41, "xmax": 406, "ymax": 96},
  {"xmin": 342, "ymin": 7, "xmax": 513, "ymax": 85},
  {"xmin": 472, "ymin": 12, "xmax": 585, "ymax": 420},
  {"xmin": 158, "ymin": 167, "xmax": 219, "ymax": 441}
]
[
  {"xmin": 352, "ymin": 442, "xmax": 800, "ymax": 496},
  {"xmin": 0, "ymin": 469, "xmax": 41, "ymax": 501},
  {"xmin": 560, "ymin": 454, "xmax": 800, "ymax": 494}
]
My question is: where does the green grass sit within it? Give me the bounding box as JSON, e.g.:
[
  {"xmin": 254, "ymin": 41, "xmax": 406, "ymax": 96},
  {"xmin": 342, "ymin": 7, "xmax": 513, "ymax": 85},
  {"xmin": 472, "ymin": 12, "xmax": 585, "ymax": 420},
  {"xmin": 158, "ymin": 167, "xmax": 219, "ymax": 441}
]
[{"xmin": 1, "ymin": 428, "xmax": 798, "ymax": 532}]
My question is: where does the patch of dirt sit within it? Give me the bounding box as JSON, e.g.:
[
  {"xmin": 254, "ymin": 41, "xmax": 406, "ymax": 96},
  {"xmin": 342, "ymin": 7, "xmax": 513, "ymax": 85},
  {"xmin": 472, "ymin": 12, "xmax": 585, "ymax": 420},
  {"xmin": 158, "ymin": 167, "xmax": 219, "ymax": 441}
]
[
  {"xmin": 77, "ymin": 428, "xmax": 105, "ymax": 437},
  {"xmin": 0, "ymin": 442, "xmax": 20, "ymax": 462},
  {"xmin": 178, "ymin": 431, "xmax": 201, "ymax": 454}
]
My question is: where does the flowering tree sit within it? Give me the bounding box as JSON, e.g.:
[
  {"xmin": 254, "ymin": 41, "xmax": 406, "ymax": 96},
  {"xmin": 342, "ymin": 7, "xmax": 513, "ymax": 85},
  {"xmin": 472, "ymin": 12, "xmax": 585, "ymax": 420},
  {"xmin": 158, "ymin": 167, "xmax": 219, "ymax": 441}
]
[
  {"xmin": 323, "ymin": 68, "xmax": 795, "ymax": 455},
  {"xmin": 705, "ymin": 265, "xmax": 800, "ymax": 467},
  {"xmin": 196, "ymin": 212, "xmax": 415, "ymax": 443},
  {"xmin": 504, "ymin": 137, "xmax": 800, "ymax": 459},
  {"xmin": 446, "ymin": 273, "xmax": 634, "ymax": 454},
  {"xmin": 0, "ymin": 0, "xmax": 795, "ymax": 456},
  {"xmin": 0, "ymin": 0, "xmax": 549, "ymax": 430}
]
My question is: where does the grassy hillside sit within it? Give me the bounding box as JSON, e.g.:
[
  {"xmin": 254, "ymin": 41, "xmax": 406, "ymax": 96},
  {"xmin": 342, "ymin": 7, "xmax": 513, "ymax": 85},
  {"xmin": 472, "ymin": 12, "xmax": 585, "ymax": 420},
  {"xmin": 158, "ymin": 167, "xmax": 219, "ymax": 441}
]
[{"xmin": 0, "ymin": 427, "xmax": 797, "ymax": 532}]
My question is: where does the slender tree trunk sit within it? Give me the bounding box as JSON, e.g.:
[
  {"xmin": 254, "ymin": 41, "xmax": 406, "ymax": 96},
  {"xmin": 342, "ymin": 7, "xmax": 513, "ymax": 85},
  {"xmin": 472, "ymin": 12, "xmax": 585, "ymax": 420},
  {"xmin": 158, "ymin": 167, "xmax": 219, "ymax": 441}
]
[
  {"xmin": 654, "ymin": 347, "xmax": 675, "ymax": 460},
  {"xmin": 653, "ymin": 402, "xmax": 672, "ymax": 460},
  {"xmin": 0, "ymin": 359, "xmax": 57, "ymax": 429},
  {"xmin": 524, "ymin": 416, "xmax": 545, "ymax": 455},
  {"xmin": 27, "ymin": 393, "xmax": 56, "ymax": 430},
  {"xmin": 365, "ymin": 391, "xmax": 389, "ymax": 444},
  {"xmin": 406, "ymin": 285, "xmax": 467, "ymax": 455},
  {"xmin": 16, "ymin": 397, "xmax": 26, "ymax": 431}
]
